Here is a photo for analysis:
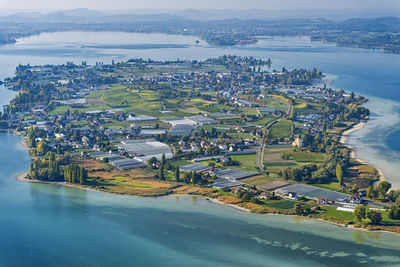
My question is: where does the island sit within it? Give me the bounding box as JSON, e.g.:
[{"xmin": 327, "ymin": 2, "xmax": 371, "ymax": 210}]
[{"xmin": 2, "ymin": 55, "xmax": 400, "ymax": 234}]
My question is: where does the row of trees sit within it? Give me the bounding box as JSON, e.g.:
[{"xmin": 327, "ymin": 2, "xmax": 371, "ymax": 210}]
[
  {"xmin": 63, "ymin": 163, "xmax": 88, "ymax": 185},
  {"xmin": 28, "ymin": 152, "xmax": 88, "ymax": 185}
]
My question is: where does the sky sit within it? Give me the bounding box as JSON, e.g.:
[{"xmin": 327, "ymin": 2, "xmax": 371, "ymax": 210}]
[{"xmin": 0, "ymin": 0, "xmax": 399, "ymax": 10}]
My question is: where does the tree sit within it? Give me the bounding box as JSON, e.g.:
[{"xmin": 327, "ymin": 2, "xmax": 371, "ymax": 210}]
[
  {"xmin": 336, "ymin": 163, "xmax": 343, "ymax": 187},
  {"xmin": 183, "ymin": 172, "xmax": 191, "ymax": 183},
  {"xmin": 64, "ymin": 163, "xmax": 87, "ymax": 184},
  {"xmin": 376, "ymin": 181, "xmax": 391, "ymax": 199},
  {"xmin": 191, "ymin": 171, "xmax": 196, "ymax": 184},
  {"xmin": 37, "ymin": 140, "xmax": 48, "ymax": 156},
  {"xmin": 159, "ymin": 165, "xmax": 165, "ymax": 181},
  {"xmin": 56, "ymin": 144, "xmax": 63, "ymax": 155},
  {"xmin": 79, "ymin": 168, "xmax": 87, "ymax": 185},
  {"xmin": 351, "ymin": 184, "xmax": 358, "ymax": 193},
  {"xmin": 161, "ymin": 153, "xmax": 166, "ymax": 166},
  {"xmin": 175, "ymin": 166, "xmax": 180, "ymax": 182},
  {"xmin": 367, "ymin": 185, "xmax": 378, "ymax": 199},
  {"xmin": 147, "ymin": 157, "xmax": 157, "ymax": 168},
  {"xmin": 389, "ymin": 205, "xmax": 400, "ymax": 220},
  {"xmin": 353, "ymin": 204, "xmax": 366, "ymax": 223},
  {"xmin": 240, "ymin": 192, "xmax": 251, "ymax": 202},
  {"xmin": 294, "ymin": 204, "xmax": 303, "ymax": 216},
  {"xmin": 367, "ymin": 210, "xmax": 382, "ymax": 225}
]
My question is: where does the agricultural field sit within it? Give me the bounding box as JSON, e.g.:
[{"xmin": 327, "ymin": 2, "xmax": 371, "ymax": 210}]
[
  {"xmin": 265, "ymin": 95, "xmax": 290, "ymax": 111},
  {"xmin": 293, "ymin": 100, "xmax": 322, "ymax": 115},
  {"xmin": 263, "ymin": 199, "xmax": 297, "ymax": 210},
  {"xmin": 268, "ymin": 119, "xmax": 292, "ymax": 139},
  {"xmin": 229, "ymin": 154, "xmax": 258, "ymax": 172},
  {"xmin": 318, "ymin": 205, "xmax": 395, "ymax": 226},
  {"xmin": 253, "ymin": 116, "xmax": 277, "ymax": 126},
  {"xmin": 241, "ymin": 175, "xmax": 276, "ymax": 186},
  {"xmin": 102, "ymin": 85, "xmax": 161, "ymax": 111},
  {"xmin": 228, "ymin": 132, "xmax": 254, "ymax": 139},
  {"xmin": 282, "ymin": 151, "xmax": 325, "ymax": 163}
]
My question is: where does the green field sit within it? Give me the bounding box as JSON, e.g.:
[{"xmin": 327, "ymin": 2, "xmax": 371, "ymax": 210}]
[
  {"xmin": 104, "ymin": 176, "xmax": 154, "ymax": 189},
  {"xmin": 268, "ymin": 119, "xmax": 292, "ymax": 139},
  {"xmin": 264, "ymin": 162, "xmax": 297, "ymax": 167},
  {"xmin": 264, "ymin": 95, "xmax": 290, "ymax": 111},
  {"xmin": 312, "ymin": 182, "xmax": 342, "ymax": 192},
  {"xmin": 230, "ymin": 154, "xmax": 258, "ymax": 171},
  {"xmin": 228, "ymin": 132, "xmax": 254, "ymax": 139},
  {"xmin": 264, "ymin": 199, "xmax": 296, "ymax": 210},
  {"xmin": 319, "ymin": 205, "xmax": 398, "ymax": 225},
  {"xmin": 253, "ymin": 116, "xmax": 276, "ymax": 126},
  {"xmin": 102, "ymin": 85, "xmax": 161, "ymax": 110},
  {"xmin": 242, "ymin": 176, "xmax": 276, "ymax": 186},
  {"xmin": 283, "ymin": 151, "xmax": 324, "ymax": 163},
  {"xmin": 320, "ymin": 206, "xmax": 355, "ymax": 221}
]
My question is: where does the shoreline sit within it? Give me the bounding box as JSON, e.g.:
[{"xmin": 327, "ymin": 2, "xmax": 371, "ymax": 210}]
[
  {"xmin": 8, "ymin": 99, "xmax": 397, "ymax": 236},
  {"xmin": 340, "ymin": 120, "xmax": 386, "ymax": 182},
  {"xmin": 16, "ymin": 172, "xmax": 103, "ymax": 193},
  {"xmin": 15, "ymin": 170, "xmax": 400, "ymax": 236}
]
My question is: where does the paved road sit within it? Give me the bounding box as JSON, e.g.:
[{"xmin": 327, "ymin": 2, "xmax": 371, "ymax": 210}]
[{"xmin": 256, "ymin": 119, "xmax": 278, "ymax": 169}]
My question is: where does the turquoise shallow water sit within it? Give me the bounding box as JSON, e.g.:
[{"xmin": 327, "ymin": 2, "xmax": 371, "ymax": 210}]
[
  {"xmin": 1, "ymin": 133, "xmax": 400, "ymax": 266},
  {"xmin": 0, "ymin": 32, "xmax": 400, "ymax": 266}
]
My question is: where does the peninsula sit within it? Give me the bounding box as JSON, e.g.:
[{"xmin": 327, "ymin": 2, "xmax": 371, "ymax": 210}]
[{"xmin": 2, "ymin": 55, "xmax": 400, "ymax": 234}]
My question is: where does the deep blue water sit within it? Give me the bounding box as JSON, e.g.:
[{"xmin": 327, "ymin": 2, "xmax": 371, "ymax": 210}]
[
  {"xmin": 0, "ymin": 32, "xmax": 400, "ymax": 266},
  {"xmin": 386, "ymin": 130, "xmax": 400, "ymax": 153}
]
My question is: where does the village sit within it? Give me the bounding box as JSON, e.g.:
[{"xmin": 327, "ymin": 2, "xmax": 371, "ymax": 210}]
[{"xmin": 2, "ymin": 55, "xmax": 399, "ymax": 230}]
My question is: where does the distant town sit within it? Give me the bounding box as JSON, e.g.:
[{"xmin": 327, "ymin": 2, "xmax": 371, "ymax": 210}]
[
  {"xmin": 1, "ymin": 10, "xmax": 400, "ymax": 53},
  {"xmin": 2, "ymin": 55, "xmax": 400, "ymax": 233}
]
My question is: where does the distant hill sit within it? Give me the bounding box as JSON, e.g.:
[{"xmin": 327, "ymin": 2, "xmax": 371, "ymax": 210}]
[{"xmin": 338, "ymin": 17, "xmax": 400, "ymax": 32}]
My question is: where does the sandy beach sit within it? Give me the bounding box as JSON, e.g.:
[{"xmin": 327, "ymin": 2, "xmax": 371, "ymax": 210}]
[{"xmin": 340, "ymin": 120, "xmax": 386, "ymax": 182}]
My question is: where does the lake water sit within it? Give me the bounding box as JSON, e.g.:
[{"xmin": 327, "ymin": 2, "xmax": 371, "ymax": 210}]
[{"xmin": 1, "ymin": 31, "xmax": 400, "ymax": 266}]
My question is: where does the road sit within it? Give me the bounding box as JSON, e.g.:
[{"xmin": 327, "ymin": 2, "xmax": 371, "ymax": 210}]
[{"xmin": 256, "ymin": 119, "xmax": 279, "ymax": 169}]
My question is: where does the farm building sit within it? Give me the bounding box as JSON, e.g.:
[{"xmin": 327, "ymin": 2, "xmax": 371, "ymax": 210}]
[
  {"xmin": 118, "ymin": 139, "xmax": 173, "ymax": 161},
  {"xmin": 185, "ymin": 115, "xmax": 218, "ymax": 125},
  {"xmin": 127, "ymin": 114, "xmax": 158, "ymax": 122},
  {"xmin": 112, "ymin": 158, "xmax": 147, "ymax": 170},
  {"xmin": 179, "ymin": 163, "xmax": 212, "ymax": 173},
  {"xmin": 212, "ymin": 169, "xmax": 258, "ymax": 180},
  {"xmin": 275, "ymin": 184, "xmax": 349, "ymax": 202},
  {"xmin": 168, "ymin": 124, "xmax": 197, "ymax": 137},
  {"xmin": 209, "ymin": 179, "xmax": 244, "ymax": 189},
  {"xmin": 140, "ymin": 129, "xmax": 167, "ymax": 137},
  {"xmin": 96, "ymin": 154, "xmax": 123, "ymax": 161}
]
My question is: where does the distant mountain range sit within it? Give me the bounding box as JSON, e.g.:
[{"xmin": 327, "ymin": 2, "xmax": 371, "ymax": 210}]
[{"xmin": 0, "ymin": 8, "xmax": 400, "ymax": 23}]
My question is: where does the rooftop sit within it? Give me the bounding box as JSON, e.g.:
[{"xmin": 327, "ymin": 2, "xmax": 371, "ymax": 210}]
[
  {"xmin": 276, "ymin": 184, "xmax": 349, "ymax": 202},
  {"xmin": 209, "ymin": 178, "xmax": 244, "ymax": 189},
  {"xmin": 180, "ymin": 163, "xmax": 212, "ymax": 173},
  {"xmin": 119, "ymin": 139, "xmax": 173, "ymax": 160}
]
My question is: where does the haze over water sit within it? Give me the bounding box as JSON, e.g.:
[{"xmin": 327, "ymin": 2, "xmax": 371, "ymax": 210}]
[{"xmin": 1, "ymin": 31, "xmax": 400, "ymax": 266}]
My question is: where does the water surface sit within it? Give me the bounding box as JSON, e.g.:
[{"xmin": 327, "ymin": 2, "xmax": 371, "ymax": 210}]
[{"xmin": 1, "ymin": 133, "xmax": 400, "ymax": 266}]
